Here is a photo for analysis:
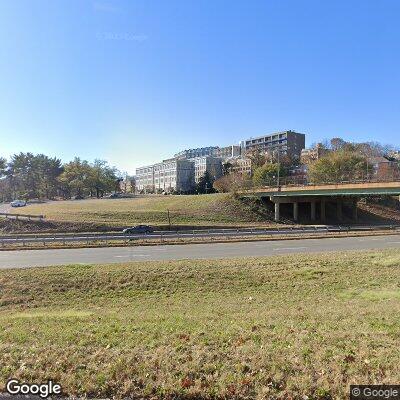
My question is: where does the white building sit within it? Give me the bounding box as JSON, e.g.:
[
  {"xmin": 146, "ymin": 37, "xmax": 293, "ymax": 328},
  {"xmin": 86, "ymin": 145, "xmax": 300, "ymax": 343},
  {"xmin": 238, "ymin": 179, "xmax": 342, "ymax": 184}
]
[
  {"xmin": 215, "ymin": 145, "xmax": 242, "ymax": 160},
  {"xmin": 193, "ymin": 156, "xmax": 223, "ymax": 183},
  {"xmin": 174, "ymin": 146, "xmax": 219, "ymax": 160},
  {"xmin": 135, "ymin": 165, "xmax": 155, "ymax": 193},
  {"xmin": 230, "ymin": 157, "xmax": 252, "ymax": 176},
  {"xmin": 136, "ymin": 160, "xmax": 195, "ymax": 193}
]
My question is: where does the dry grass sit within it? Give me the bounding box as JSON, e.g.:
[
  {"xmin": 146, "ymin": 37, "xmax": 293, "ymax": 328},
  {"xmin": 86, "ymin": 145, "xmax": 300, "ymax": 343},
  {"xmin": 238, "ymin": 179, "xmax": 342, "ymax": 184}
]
[
  {"xmin": 1, "ymin": 250, "xmax": 400, "ymax": 399},
  {"xmin": 12, "ymin": 194, "xmax": 272, "ymax": 228}
]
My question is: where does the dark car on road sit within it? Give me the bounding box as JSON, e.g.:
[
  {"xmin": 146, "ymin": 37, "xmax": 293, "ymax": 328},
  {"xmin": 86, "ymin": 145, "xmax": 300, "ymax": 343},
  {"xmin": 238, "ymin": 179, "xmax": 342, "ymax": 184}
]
[{"xmin": 123, "ymin": 225, "xmax": 154, "ymax": 234}]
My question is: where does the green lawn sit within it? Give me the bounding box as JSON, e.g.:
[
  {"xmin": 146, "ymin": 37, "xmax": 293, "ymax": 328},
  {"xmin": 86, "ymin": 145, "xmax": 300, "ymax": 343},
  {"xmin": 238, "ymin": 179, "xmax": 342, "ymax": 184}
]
[
  {"xmin": 1, "ymin": 250, "xmax": 400, "ymax": 398},
  {"xmin": 15, "ymin": 194, "xmax": 272, "ymax": 228}
]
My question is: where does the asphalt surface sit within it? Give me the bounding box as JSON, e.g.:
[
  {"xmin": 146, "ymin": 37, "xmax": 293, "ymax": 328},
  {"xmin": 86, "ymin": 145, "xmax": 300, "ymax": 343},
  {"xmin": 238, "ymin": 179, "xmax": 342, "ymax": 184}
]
[
  {"xmin": 1, "ymin": 225, "xmax": 388, "ymax": 244},
  {"xmin": 0, "ymin": 234, "xmax": 399, "ymax": 269}
]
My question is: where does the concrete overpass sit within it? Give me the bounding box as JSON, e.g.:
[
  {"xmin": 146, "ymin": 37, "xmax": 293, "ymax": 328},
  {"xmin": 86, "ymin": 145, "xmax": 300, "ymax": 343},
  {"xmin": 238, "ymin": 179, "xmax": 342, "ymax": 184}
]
[{"xmin": 242, "ymin": 181, "xmax": 400, "ymax": 222}]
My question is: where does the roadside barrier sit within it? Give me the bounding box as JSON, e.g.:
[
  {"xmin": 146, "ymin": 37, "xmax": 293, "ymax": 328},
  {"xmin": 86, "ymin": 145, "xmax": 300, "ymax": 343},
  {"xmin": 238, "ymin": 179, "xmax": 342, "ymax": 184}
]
[
  {"xmin": 0, "ymin": 225, "xmax": 399, "ymax": 248},
  {"xmin": 0, "ymin": 212, "xmax": 45, "ymax": 221}
]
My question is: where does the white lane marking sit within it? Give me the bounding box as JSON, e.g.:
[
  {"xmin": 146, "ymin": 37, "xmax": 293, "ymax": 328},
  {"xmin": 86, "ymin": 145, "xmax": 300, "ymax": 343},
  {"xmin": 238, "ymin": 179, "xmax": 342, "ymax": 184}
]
[
  {"xmin": 387, "ymin": 241, "xmax": 400, "ymax": 244},
  {"xmin": 273, "ymin": 247, "xmax": 308, "ymax": 251},
  {"xmin": 114, "ymin": 254, "xmax": 148, "ymax": 258},
  {"xmin": 357, "ymin": 237, "xmax": 389, "ymax": 242}
]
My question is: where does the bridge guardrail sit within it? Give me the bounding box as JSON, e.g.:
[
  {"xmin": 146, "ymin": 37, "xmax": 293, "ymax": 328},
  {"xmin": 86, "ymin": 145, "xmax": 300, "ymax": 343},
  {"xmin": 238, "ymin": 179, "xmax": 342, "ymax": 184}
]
[{"xmin": 241, "ymin": 178, "xmax": 400, "ymax": 192}]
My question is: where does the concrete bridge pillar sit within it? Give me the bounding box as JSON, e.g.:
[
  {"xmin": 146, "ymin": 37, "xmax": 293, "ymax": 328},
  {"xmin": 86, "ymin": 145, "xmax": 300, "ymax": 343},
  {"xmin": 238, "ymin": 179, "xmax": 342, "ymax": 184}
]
[
  {"xmin": 337, "ymin": 201, "xmax": 343, "ymax": 222},
  {"xmin": 321, "ymin": 200, "xmax": 326, "ymax": 223},
  {"xmin": 353, "ymin": 201, "xmax": 358, "ymax": 222},
  {"xmin": 274, "ymin": 202, "xmax": 280, "ymax": 222},
  {"xmin": 310, "ymin": 201, "xmax": 316, "ymax": 221},
  {"xmin": 293, "ymin": 202, "xmax": 299, "ymax": 222}
]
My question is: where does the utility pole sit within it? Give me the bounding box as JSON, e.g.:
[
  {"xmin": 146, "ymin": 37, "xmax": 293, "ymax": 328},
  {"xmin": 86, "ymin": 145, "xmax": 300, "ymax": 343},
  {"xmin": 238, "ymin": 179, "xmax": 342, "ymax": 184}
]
[{"xmin": 277, "ymin": 149, "xmax": 281, "ymax": 188}]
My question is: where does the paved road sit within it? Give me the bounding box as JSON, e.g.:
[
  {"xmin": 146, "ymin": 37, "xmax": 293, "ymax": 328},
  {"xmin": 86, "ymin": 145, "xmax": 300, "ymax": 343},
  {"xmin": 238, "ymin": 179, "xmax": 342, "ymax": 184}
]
[
  {"xmin": 2, "ymin": 226, "xmax": 389, "ymax": 244},
  {"xmin": 0, "ymin": 234, "xmax": 399, "ymax": 269}
]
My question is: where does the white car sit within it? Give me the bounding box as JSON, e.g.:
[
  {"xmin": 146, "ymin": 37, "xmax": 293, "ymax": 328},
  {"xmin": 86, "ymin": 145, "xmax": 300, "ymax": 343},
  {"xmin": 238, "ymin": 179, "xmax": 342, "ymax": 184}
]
[{"xmin": 10, "ymin": 200, "xmax": 27, "ymax": 207}]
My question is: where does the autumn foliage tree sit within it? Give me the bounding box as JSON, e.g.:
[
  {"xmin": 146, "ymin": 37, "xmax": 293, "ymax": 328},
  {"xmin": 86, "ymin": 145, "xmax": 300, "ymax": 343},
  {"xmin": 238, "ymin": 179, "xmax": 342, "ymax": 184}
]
[
  {"xmin": 308, "ymin": 151, "xmax": 368, "ymax": 184},
  {"xmin": 213, "ymin": 173, "xmax": 251, "ymax": 193},
  {"xmin": 252, "ymin": 163, "xmax": 286, "ymax": 187}
]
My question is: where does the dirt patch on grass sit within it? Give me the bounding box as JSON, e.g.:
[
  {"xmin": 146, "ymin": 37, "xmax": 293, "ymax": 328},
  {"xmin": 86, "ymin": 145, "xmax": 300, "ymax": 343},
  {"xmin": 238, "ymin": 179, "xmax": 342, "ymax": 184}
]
[
  {"xmin": 0, "ymin": 218, "xmax": 120, "ymax": 234},
  {"xmin": 358, "ymin": 201, "xmax": 400, "ymax": 223}
]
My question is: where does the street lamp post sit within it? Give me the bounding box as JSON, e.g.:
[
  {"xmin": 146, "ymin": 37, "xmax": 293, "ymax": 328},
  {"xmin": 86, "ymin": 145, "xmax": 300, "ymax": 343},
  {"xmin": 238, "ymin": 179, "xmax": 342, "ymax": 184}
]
[{"xmin": 277, "ymin": 149, "xmax": 281, "ymax": 188}]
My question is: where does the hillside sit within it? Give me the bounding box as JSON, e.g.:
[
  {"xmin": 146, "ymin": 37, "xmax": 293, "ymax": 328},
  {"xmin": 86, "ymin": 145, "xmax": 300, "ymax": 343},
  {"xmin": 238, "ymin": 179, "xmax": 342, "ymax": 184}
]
[
  {"xmin": 358, "ymin": 198, "xmax": 400, "ymax": 223},
  {"xmin": 10, "ymin": 194, "xmax": 274, "ymax": 230}
]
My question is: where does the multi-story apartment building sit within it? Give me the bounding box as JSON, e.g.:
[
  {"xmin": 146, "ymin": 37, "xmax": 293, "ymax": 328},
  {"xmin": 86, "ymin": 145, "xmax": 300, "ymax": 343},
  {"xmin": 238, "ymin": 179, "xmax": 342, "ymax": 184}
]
[
  {"xmin": 135, "ymin": 165, "xmax": 155, "ymax": 193},
  {"xmin": 154, "ymin": 159, "xmax": 195, "ymax": 193},
  {"xmin": 174, "ymin": 146, "xmax": 219, "ymax": 160},
  {"xmin": 137, "ymin": 130, "xmax": 307, "ymax": 191},
  {"xmin": 175, "ymin": 145, "xmax": 241, "ymax": 161},
  {"xmin": 215, "ymin": 145, "xmax": 241, "ymax": 160},
  {"xmin": 370, "ymin": 156, "xmax": 400, "ymax": 180},
  {"xmin": 230, "ymin": 158, "xmax": 252, "ymax": 176},
  {"xmin": 193, "ymin": 156, "xmax": 223, "ymax": 183},
  {"xmin": 242, "ymin": 130, "xmax": 305, "ymax": 160},
  {"xmin": 136, "ymin": 160, "xmax": 195, "ymax": 193},
  {"xmin": 300, "ymin": 143, "xmax": 329, "ymax": 164}
]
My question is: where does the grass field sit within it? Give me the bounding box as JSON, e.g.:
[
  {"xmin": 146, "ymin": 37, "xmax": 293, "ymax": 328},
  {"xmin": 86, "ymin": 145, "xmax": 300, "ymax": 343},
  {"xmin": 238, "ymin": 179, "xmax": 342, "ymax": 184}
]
[
  {"xmin": 1, "ymin": 250, "xmax": 400, "ymax": 398},
  {"xmin": 14, "ymin": 194, "xmax": 272, "ymax": 228}
]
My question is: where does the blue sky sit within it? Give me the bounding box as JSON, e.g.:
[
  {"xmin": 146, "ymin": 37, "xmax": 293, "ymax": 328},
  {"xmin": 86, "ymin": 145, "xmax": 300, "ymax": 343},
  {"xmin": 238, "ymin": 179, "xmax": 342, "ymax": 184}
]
[{"xmin": 0, "ymin": 0, "xmax": 399, "ymax": 173}]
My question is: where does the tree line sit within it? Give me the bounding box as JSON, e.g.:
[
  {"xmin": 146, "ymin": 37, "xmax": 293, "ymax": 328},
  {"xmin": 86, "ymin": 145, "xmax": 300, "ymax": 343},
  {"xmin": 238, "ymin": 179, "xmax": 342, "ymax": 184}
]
[
  {"xmin": 213, "ymin": 138, "xmax": 400, "ymax": 192},
  {"xmin": 308, "ymin": 139, "xmax": 399, "ymax": 183},
  {"xmin": 1, "ymin": 138, "xmax": 398, "ymax": 200},
  {"xmin": 0, "ymin": 153, "xmax": 122, "ymax": 201}
]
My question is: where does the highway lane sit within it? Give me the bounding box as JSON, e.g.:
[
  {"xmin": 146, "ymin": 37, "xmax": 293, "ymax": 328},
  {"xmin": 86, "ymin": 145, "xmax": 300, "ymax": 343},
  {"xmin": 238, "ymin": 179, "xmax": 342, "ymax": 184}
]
[
  {"xmin": 1, "ymin": 226, "xmax": 398, "ymax": 244},
  {"xmin": 0, "ymin": 234, "xmax": 399, "ymax": 269}
]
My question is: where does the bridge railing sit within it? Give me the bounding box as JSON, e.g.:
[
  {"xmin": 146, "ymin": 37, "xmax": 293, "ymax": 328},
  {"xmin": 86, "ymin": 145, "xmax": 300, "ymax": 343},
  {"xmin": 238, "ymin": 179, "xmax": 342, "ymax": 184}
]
[{"xmin": 250, "ymin": 176, "xmax": 400, "ymax": 191}]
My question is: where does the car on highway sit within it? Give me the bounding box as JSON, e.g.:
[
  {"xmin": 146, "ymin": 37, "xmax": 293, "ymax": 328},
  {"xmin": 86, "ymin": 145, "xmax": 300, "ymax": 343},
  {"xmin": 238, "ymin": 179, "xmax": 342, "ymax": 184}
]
[
  {"xmin": 10, "ymin": 200, "xmax": 27, "ymax": 207},
  {"xmin": 123, "ymin": 225, "xmax": 154, "ymax": 234}
]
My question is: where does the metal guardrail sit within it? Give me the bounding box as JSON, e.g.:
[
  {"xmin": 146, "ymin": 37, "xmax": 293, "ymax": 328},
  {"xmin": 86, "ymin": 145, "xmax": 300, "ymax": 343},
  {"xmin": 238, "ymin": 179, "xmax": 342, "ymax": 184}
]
[
  {"xmin": 0, "ymin": 225, "xmax": 399, "ymax": 248},
  {"xmin": 0, "ymin": 212, "xmax": 45, "ymax": 221}
]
